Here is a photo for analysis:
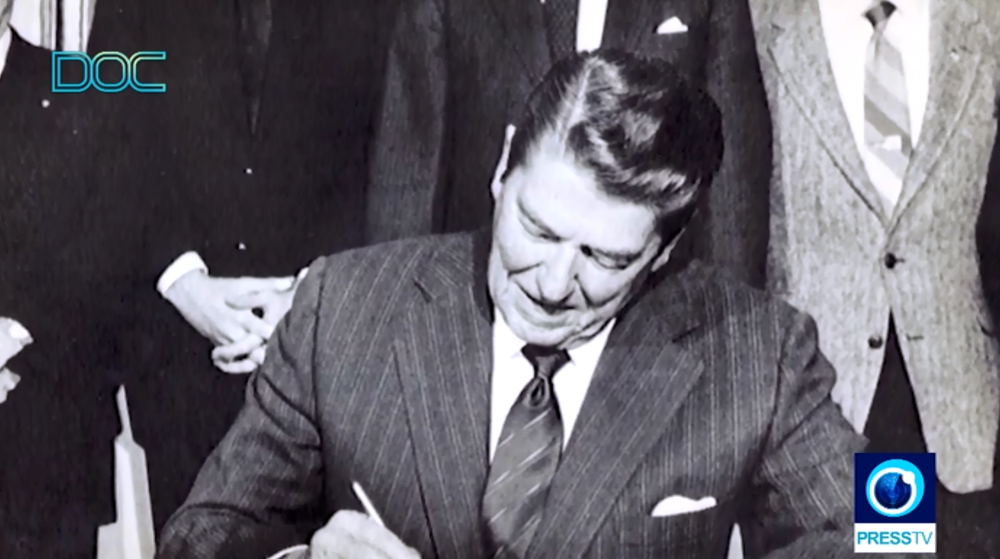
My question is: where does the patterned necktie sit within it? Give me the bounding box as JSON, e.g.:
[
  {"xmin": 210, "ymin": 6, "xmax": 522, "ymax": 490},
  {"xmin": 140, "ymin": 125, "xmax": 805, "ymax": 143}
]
[
  {"xmin": 482, "ymin": 345, "xmax": 570, "ymax": 558},
  {"xmin": 543, "ymin": 0, "xmax": 579, "ymax": 62},
  {"xmin": 864, "ymin": 1, "xmax": 911, "ymax": 204}
]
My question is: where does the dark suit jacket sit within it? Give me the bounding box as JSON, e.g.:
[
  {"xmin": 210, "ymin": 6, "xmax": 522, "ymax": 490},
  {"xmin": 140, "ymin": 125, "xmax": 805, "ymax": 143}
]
[
  {"xmin": 368, "ymin": 0, "xmax": 772, "ymax": 288},
  {"xmin": 978, "ymin": 123, "xmax": 1000, "ymax": 330},
  {"xmin": 157, "ymin": 232, "xmax": 863, "ymax": 559},
  {"xmin": 0, "ymin": 34, "xmax": 148, "ymax": 558},
  {"xmin": 87, "ymin": 0, "xmax": 394, "ymax": 531},
  {"xmin": 975, "ymin": 108, "xmax": 1000, "ymax": 559}
]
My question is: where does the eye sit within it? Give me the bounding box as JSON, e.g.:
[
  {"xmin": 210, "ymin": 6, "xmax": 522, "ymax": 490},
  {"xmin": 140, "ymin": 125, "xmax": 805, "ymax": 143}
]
[
  {"xmin": 581, "ymin": 246, "xmax": 631, "ymax": 270},
  {"xmin": 523, "ymin": 219, "xmax": 559, "ymax": 242}
]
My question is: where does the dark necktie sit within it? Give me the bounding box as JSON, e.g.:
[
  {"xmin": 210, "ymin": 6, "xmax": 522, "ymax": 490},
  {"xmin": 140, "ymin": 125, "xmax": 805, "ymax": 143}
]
[
  {"xmin": 235, "ymin": 0, "xmax": 272, "ymax": 135},
  {"xmin": 543, "ymin": 0, "xmax": 579, "ymax": 62},
  {"xmin": 482, "ymin": 345, "xmax": 570, "ymax": 558}
]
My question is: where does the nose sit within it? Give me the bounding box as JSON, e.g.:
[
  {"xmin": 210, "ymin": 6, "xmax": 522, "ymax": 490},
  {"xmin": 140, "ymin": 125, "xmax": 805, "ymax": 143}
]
[{"xmin": 535, "ymin": 246, "xmax": 578, "ymax": 304}]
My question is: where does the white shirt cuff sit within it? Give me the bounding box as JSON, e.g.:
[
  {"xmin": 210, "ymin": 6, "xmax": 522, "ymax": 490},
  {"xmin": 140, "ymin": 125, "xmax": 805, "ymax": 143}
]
[
  {"xmin": 157, "ymin": 251, "xmax": 208, "ymax": 295},
  {"xmin": 296, "ymin": 266, "xmax": 309, "ymax": 283}
]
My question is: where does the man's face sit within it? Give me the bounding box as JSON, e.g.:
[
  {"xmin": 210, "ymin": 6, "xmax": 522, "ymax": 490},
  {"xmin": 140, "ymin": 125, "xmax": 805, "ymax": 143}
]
[{"xmin": 488, "ymin": 137, "xmax": 673, "ymax": 348}]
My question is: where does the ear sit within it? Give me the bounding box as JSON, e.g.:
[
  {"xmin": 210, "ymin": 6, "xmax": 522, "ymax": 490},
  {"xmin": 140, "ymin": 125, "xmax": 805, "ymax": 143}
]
[
  {"xmin": 490, "ymin": 124, "xmax": 517, "ymax": 200},
  {"xmin": 650, "ymin": 229, "xmax": 683, "ymax": 273}
]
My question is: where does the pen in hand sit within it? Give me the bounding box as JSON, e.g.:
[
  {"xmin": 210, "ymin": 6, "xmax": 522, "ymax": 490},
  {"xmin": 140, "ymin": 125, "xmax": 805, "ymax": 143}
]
[{"xmin": 352, "ymin": 481, "xmax": 385, "ymax": 527}]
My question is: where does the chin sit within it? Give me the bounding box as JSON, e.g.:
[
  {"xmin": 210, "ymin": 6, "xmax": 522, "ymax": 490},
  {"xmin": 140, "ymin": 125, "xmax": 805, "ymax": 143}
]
[{"xmin": 506, "ymin": 314, "xmax": 574, "ymax": 347}]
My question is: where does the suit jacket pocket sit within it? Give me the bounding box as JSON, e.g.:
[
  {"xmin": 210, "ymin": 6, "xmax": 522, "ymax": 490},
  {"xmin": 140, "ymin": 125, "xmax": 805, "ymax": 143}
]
[{"xmin": 609, "ymin": 506, "xmax": 728, "ymax": 554}]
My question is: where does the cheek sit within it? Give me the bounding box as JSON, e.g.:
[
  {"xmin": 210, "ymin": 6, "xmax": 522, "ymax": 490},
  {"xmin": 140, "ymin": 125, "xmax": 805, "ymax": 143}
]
[
  {"xmin": 496, "ymin": 225, "xmax": 543, "ymax": 272},
  {"xmin": 577, "ymin": 269, "xmax": 642, "ymax": 306}
]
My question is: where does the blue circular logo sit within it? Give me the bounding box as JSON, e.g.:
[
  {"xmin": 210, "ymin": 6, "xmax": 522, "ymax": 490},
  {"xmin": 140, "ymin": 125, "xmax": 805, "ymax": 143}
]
[{"xmin": 865, "ymin": 459, "xmax": 925, "ymax": 517}]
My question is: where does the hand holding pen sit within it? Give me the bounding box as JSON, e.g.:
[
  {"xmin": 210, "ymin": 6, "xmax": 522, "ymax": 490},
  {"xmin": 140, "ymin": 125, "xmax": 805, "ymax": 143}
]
[{"xmin": 273, "ymin": 482, "xmax": 419, "ymax": 559}]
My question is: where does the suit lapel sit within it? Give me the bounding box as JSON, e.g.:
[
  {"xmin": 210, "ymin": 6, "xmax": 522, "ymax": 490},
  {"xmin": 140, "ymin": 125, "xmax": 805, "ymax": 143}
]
[
  {"xmin": 604, "ymin": 0, "xmax": 661, "ymax": 52},
  {"xmin": 394, "ymin": 233, "xmax": 492, "ymax": 559},
  {"xmin": 766, "ymin": 0, "xmax": 889, "ymax": 224},
  {"xmin": 484, "ymin": 0, "xmax": 551, "ymax": 85},
  {"xmin": 890, "ymin": 0, "xmax": 985, "ymax": 228},
  {"xmin": 528, "ymin": 267, "xmax": 706, "ymax": 559}
]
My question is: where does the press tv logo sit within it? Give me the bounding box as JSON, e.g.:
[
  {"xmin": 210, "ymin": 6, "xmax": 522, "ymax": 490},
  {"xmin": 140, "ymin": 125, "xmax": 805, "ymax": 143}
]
[{"xmin": 854, "ymin": 453, "xmax": 935, "ymax": 553}]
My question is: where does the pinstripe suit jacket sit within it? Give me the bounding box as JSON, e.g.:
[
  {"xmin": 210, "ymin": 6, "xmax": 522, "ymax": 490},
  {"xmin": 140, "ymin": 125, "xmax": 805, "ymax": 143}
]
[
  {"xmin": 156, "ymin": 232, "xmax": 865, "ymax": 559},
  {"xmin": 750, "ymin": 0, "xmax": 1000, "ymax": 493}
]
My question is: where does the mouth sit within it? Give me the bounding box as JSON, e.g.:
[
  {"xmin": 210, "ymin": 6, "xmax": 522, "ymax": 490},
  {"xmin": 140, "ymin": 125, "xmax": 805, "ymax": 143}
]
[{"xmin": 519, "ymin": 287, "xmax": 573, "ymax": 320}]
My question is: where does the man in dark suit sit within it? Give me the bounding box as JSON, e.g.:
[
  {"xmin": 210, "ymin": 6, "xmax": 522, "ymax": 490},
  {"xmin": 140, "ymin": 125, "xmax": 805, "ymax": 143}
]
[
  {"xmin": 0, "ymin": 0, "xmax": 155, "ymax": 555},
  {"xmin": 368, "ymin": 0, "xmax": 772, "ymax": 289},
  {"xmin": 158, "ymin": 51, "xmax": 860, "ymax": 559},
  {"xmin": 976, "ymin": 104, "xmax": 1000, "ymax": 559},
  {"xmin": 88, "ymin": 0, "xmax": 393, "ymax": 531},
  {"xmin": 979, "ymin": 123, "xmax": 1000, "ymax": 331}
]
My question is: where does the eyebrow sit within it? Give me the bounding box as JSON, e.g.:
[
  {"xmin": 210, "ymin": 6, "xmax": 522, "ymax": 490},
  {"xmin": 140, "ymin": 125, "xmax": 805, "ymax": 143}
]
[
  {"xmin": 517, "ymin": 198, "xmax": 643, "ymax": 262},
  {"xmin": 518, "ymin": 198, "xmax": 557, "ymax": 236}
]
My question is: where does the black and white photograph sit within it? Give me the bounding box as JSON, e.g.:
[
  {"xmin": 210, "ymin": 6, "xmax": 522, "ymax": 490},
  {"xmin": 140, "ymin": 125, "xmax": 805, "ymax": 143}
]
[{"xmin": 1, "ymin": 0, "xmax": 999, "ymax": 557}]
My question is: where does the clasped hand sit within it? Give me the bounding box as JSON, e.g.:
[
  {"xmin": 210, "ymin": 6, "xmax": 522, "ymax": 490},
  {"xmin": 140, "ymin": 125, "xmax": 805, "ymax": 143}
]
[
  {"xmin": 0, "ymin": 317, "xmax": 31, "ymax": 404},
  {"xmin": 165, "ymin": 271, "xmax": 298, "ymax": 373}
]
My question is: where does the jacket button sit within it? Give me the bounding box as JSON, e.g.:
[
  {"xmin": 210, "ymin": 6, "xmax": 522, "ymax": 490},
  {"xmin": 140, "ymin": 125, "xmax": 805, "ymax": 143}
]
[
  {"xmin": 884, "ymin": 253, "xmax": 899, "ymax": 268},
  {"xmin": 868, "ymin": 335, "xmax": 884, "ymax": 349}
]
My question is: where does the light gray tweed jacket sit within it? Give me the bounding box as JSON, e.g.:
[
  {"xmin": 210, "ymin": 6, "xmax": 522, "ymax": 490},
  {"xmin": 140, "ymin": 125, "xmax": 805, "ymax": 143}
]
[{"xmin": 750, "ymin": 0, "xmax": 1000, "ymax": 492}]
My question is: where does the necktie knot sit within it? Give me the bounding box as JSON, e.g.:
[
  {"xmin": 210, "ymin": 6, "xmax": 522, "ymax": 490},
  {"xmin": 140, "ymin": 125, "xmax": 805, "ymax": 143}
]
[
  {"xmin": 865, "ymin": 1, "xmax": 897, "ymax": 29},
  {"xmin": 521, "ymin": 345, "xmax": 570, "ymax": 381}
]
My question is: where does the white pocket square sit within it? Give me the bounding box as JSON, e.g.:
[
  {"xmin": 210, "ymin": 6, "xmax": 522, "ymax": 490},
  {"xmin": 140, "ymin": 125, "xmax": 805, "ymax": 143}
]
[
  {"xmin": 656, "ymin": 16, "xmax": 688, "ymax": 34},
  {"xmin": 650, "ymin": 495, "xmax": 717, "ymax": 517}
]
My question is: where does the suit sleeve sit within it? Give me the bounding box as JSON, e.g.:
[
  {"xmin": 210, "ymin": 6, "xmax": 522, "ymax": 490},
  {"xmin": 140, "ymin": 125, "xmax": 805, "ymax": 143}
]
[
  {"xmin": 697, "ymin": 0, "xmax": 772, "ymax": 289},
  {"xmin": 977, "ymin": 129, "xmax": 1000, "ymax": 330},
  {"xmin": 156, "ymin": 257, "xmax": 330, "ymax": 559},
  {"xmin": 742, "ymin": 310, "xmax": 865, "ymax": 558},
  {"xmin": 366, "ymin": 0, "xmax": 448, "ymax": 244}
]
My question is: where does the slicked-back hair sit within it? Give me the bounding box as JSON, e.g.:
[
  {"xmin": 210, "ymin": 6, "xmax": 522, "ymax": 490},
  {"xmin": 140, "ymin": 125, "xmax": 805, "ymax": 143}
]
[{"xmin": 503, "ymin": 49, "xmax": 724, "ymax": 244}]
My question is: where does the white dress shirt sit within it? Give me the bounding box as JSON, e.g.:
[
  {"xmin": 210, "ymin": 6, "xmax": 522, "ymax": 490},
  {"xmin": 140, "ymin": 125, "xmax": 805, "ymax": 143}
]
[
  {"xmin": 0, "ymin": 27, "xmax": 12, "ymax": 81},
  {"xmin": 539, "ymin": 0, "xmax": 609, "ymax": 54},
  {"xmin": 818, "ymin": 0, "xmax": 929, "ymax": 207},
  {"xmin": 489, "ymin": 310, "xmax": 614, "ymax": 461}
]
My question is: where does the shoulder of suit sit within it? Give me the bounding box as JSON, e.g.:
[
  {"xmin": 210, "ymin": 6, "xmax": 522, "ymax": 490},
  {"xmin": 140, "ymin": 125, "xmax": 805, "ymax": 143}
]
[
  {"xmin": 310, "ymin": 233, "xmax": 470, "ymax": 288},
  {"xmin": 650, "ymin": 260, "xmax": 786, "ymax": 324}
]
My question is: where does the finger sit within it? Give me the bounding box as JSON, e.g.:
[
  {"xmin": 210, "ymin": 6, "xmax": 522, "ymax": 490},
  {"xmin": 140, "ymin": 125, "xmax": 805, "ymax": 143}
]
[
  {"xmin": 0, "ymin": 318, "xmax": 31, "ymax": 363},
  {"xmin": 212, "ymin": 355, "xmax": 259, "ymax": 375},
  {"xmin": 237, "ymin": 312, "xmax": 276, "ymax": 340},
  {"xmin": 212, "ymin": 315, "xmax": 253, "ymax": 346},
  {"xmin": 0, "ymin": 368, "xmax": 20, "ymax": 404},
  {"xmin": 5, "ymin": 319, "xmax": 32, "ymax": 345},
  {"xmin": 233, "ymin": 276, "xmax": 296, "ymax": 294},
  {"xmin": 0, "ymin": 368, "xmax": 20, "ymax": 390},
  {"xmin": 311, "ymin": 523, "xmax": 391, "ymax": 559},
  {"xmin": 212, "ymin": 335, "xmax": 265, "ymax": 363},
  {"xmin": 322, "ymin": 510, "xmax": 418, "ymax": 559},
  {"xmin": 249, "ymin": 346, "xmax": 266, "ymax": 366},
  {"xmin": 226, "ymin": 290, "xmax": 273, "ymax": 309}
]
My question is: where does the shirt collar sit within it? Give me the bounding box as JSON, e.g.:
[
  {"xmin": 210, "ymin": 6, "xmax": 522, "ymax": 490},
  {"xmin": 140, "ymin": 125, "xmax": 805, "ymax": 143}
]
[
  {"xmin": 831, "ymin": 0, "xmax": 921, "ymax": 20},
  {"xmin": 493, "ymin": 309, "xmax": 616, "ymax": 364}
]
